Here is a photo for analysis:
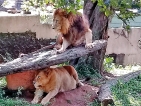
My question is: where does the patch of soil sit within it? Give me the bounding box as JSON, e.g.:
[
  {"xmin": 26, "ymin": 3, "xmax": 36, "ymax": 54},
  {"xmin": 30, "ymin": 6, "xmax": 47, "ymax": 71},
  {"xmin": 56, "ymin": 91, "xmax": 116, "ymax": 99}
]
[{"xmin": 0, "ymin": 32, "xmax": 56, "ymax": 60}]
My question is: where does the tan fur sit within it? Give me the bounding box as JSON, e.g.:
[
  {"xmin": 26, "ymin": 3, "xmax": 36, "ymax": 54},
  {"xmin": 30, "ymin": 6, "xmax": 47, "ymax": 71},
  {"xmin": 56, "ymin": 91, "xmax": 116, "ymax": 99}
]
[
  {"xmin": 31, "ymin": 65, "xmax": 82, "ymax": 105},
  {"xmin": 54, "ymin": 33, "xmax": 63, "ymax": 50},
  {"xmin": 52, "ymin": 9, "xmax": 94, "ymax": 53}
]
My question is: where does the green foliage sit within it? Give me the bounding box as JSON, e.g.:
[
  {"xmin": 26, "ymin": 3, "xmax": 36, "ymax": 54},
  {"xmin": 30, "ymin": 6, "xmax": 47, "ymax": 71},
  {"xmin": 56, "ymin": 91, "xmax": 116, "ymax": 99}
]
[
  {"xmin": 53, "ymin": 0, "xmax": 83, "ymax": 12},
  {"xmin": 95, "ymin": 0, "xmax": 141, "ymax": 29},
  {"xmin": 111, "ymin": 74, "xmax": 141, "ymax": 106},
  {"xmin": 23, "ymin": 0, "xmax": 53, "ymax": 8},
  {"xmin": 103, "ymin": 57, "xmax": 115, "ymax": 72},
  {"xmin": 88, "ymin": 99, "xmax": 101, "ymax": 106},
  {"xmin": 75, "ymin": 63, "xmax": 101, "ymax": 79},
  {"xmin": 17, "ymin": 87, "xmax": 24, "ymax": 96},
  {"xmin": 0, "ymin": 77, "xmax": 7, "ymax": 88},
  {"xmin": 0, "ymin": 78, "xmax": 40, "ymax": 106},
  {"xmin": 22, "ymin": 0, "xmax": 141, "ymax": 29},
  {"xmin": 114, "ymin": 0, "xmax": 140, "ymax": 28},
  {"xmin": 0, "ymin": 89, "xmax": 41, "ymax": 106},
  {"xmin": 22, "ymin": 0, "xmax": 54, "ymax": 13},
  {"xmin": 22, "ymin": 0, "xmax": 83, "ymax": 13},
  {"xmin": 58, "ymin": 61, "xmax": 69, "ymax": 67},
  {"xmin": 0, "ymin": 88, "xmax": 5, "ymax": 99}
]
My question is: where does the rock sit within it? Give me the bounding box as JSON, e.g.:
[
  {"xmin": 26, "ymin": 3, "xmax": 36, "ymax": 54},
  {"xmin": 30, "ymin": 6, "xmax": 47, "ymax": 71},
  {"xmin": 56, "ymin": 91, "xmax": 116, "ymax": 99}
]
[
  {"xmin": 6, "ymin": 70, "xmax": 37, "ymax": 90},
  {"xmin": 48, "ymin": 84, "xmax": 99, "ymax": 106}
]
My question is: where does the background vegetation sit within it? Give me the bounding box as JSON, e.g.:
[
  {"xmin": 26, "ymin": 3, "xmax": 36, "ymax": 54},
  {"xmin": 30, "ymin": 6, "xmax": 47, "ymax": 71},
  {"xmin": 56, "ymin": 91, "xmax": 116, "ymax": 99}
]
[{"xmin": 112, "ymin": 74, "xmax": 141, "ymax": 106}]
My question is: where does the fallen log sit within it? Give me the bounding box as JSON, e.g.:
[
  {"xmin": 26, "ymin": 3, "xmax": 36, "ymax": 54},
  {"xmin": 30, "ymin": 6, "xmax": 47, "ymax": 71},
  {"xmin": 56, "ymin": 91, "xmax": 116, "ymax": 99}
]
[
  {"xmin": 0, "ymin": 40, "xmax": 107, "ymax": 77},
  {"xmin": 98, "ymin": 70, "xmax": 141, "ymax": 106}
]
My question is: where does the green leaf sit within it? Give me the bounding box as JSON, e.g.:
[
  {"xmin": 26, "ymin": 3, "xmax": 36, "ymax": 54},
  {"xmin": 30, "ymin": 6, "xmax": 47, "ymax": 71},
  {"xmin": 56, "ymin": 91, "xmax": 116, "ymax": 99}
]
[{"xmin": 105, "ymin": 9, "xmax": 111, "ymax": 16}]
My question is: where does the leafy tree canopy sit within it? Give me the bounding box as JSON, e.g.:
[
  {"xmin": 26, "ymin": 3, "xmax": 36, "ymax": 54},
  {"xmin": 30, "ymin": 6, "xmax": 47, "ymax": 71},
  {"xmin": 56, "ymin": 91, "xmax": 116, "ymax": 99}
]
[{"xmin": 23, "ymin": 0, "xmax": 141, "ymax": 28}]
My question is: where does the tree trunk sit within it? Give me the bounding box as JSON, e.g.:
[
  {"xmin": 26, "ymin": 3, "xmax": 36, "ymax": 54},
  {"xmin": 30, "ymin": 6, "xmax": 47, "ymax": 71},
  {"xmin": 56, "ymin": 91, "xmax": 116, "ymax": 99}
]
[
  {"xmin": 83, "ymin": 0, "xmax": 109, "ymax": 74},
  {"xmin": 0, "ymin": 40, "xmax": 107, "ymax": 77}
]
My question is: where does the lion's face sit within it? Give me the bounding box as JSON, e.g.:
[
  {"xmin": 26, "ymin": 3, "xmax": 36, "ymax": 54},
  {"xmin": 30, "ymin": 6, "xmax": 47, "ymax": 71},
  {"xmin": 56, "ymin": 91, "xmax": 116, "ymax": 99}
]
[
  {"xmin": 52, "ymin": 15, "xmax": 62, "ymax": 31},
  {"xmin": 52, "ymin": 9, "xmax": 70, "ymax": 34},
  {"xmin": 33, "ymin": 71, "xmax": 50, "ymax": 89}
]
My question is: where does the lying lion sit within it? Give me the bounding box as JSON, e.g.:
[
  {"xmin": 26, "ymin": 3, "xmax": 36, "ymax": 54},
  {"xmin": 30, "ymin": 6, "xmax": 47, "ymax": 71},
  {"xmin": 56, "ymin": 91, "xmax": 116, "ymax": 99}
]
[{"xmin": 31, "ymin": 65, "xmax": 83, "ymax": 105}]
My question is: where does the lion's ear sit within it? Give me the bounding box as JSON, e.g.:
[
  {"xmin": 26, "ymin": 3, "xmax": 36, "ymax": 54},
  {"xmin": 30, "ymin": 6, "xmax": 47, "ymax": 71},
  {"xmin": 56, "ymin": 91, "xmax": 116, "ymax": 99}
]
[
  {"xmin": 63, "ymin": 13, "xmax": 68, "ymax": 18},
  {"xmin": 45, "ymin": 67, "xmax": 50, "ymax": 71},
  {"xmin": 34, "ymin": 70, "xmax": 40, "ymax": 77},
  {"xmin": 44, "ymin": 68, "xmax": 52, "ymax": 76},
  {"xmin": 62, "ymin": 11, "xmax": 68, "ymax": 18},
  {"xmin": 54, "ymin": 9, "xmax": 68, "ymax": 18}
]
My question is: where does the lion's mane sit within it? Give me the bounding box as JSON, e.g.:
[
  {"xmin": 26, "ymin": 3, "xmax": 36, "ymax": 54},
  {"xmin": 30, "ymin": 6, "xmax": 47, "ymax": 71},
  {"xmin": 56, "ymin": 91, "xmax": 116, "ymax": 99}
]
[{"xmin": 54, "ymin": 9, "xmax": 90, "ymax": 46}]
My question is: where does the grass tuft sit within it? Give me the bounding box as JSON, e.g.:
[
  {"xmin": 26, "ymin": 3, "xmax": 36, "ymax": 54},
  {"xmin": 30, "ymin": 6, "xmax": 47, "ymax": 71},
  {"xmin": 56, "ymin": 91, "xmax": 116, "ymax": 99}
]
[
  {"xmin": 0, "ymin": 88, "xmax": 41, "ymax": 106},
  {"xmin": 111, "ymin": 74, "xmax": 141, "ymax": 106}
]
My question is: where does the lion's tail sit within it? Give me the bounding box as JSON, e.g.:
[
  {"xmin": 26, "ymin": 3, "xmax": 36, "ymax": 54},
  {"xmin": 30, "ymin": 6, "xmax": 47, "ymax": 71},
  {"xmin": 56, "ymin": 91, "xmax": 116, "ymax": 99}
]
[{"xmin": 63, "ymin": 65, "xmax": 86, "ymax": 87}]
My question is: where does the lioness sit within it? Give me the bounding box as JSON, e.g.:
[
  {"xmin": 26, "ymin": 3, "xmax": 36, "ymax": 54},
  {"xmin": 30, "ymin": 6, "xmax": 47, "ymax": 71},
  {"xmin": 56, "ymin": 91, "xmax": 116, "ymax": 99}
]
[{"xmin": 31, "ymin": 65, "xmax": 83, "ymax": 105}]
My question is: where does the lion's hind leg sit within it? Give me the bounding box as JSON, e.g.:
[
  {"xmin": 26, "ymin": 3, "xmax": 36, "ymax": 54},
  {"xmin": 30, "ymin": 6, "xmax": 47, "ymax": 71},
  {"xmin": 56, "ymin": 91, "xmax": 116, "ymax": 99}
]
[{"xmin": 64, "ymin": 65, "xmax": 84, "ymax": 87}]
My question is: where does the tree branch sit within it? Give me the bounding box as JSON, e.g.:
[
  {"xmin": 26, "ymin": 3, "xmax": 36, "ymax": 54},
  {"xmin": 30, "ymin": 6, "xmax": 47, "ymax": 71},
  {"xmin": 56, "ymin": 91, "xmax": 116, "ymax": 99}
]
[{"xmin": 0, "ymin": 40, "xmax": 107, "ymax": 77}]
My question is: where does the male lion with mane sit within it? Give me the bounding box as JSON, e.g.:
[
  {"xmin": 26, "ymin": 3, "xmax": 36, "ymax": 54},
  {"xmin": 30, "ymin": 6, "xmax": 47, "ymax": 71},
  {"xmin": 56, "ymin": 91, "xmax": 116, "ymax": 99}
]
[
  {"xmin": 31, "ymin": 65, "xmax": 83, "ymax": 105},
  {"xmin": 53, "ymin": 8, "xmax": 94, "ymax": 53}
]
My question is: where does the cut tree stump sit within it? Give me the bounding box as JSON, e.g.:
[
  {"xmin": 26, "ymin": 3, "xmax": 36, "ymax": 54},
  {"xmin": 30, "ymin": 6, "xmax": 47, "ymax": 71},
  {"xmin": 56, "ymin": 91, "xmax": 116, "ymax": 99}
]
[
  {"xmin": 0, "ymin": 40, "xmax": 107, "ymax": 77},
  {"xmin": 98, "ymin": 70, "xmax": 141, "ymax": 106}
]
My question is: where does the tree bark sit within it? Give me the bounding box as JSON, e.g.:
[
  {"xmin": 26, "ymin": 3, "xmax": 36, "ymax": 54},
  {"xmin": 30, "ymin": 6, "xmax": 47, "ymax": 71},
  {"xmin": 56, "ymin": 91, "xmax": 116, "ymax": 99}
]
[
  {"xmin": 0, "ymin": 40, "xmax": 107, "ymax": 77},
  {"xmin": 83, "ymin": 0, "xmax": 109, "ymax": 74},
  {"xmin": 98, "ymin": 70, "xmax": 141, "ymax": 106}
]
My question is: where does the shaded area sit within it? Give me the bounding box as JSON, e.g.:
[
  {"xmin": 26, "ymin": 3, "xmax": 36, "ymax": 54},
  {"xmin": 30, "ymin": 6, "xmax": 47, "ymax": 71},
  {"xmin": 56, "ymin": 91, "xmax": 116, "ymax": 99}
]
[{"xmin": 0, "ymin": 32, "xmax": 55, "ymax": 61}]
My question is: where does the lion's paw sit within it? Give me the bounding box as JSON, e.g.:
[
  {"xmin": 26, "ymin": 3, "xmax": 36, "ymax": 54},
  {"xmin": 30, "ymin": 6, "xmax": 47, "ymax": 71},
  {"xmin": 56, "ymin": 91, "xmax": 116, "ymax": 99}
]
[
  {"xmin": 85, "ymin": 43, "xmax": 94, "ymax": 49},
  {"xmin": 77, "ymin": 82, "xmax": 84, "ymax": 88},
  {"xmin": 54, "ymin": 44, "xmax": 62, "ymax": 50},
  {"xmin": 31, "ymin": 99, "xmax": 39, "ymax": 104},
  {"xmin": 41, "ymin": 98, "xmax": 49, "ymax": 106},
  {"xmin": 56, "ymin": 49, "xmax": 65, "ymax": 53},
  {"xmin": 79, "ymin": 82, "xmax": 84, "ymax": 86}
]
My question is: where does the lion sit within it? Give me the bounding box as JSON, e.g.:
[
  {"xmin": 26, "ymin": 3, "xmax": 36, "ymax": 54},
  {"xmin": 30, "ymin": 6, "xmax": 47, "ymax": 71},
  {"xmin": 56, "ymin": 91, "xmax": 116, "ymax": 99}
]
[
  {"xmin": 31, "ymin": 65, "xmax": 83, "ymax": 105},
  {"xmin": 52, "ymin": 8, "xmax": 94, "ymax": 53}
]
